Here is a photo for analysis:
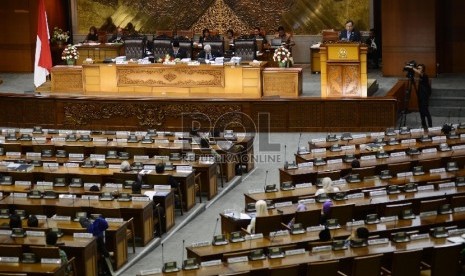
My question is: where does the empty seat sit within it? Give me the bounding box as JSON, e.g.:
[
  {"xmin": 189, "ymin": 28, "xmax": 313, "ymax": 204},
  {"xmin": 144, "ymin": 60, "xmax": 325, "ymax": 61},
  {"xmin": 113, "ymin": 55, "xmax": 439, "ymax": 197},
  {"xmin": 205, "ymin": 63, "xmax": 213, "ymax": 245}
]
[
  {"xmin": 205, "ymin": 40, "xmax": 224, "ymax": 56},
  {"xmin": 293, "ymin": 209, "xmax": 321, "ymax": 228},
  {"xmin": 381, "ymin": 249, "xmax": 422, "ymax": 276},
  {"xmin": 417, "ymin": 158, "xmax": 443, "ymax": 172},
  {"xmin": 268, "ymin": 264, "xmax": 300, "ymax": 276},
  {"xmin": 152, "ymin": 39, "xmax": 172, "ymax": 60},
  {"xmin": 234, "ymin": 39, "xmax": 257, "ymax": 61},
  {"xmin": 387, "ymin": 162, "xmax": 412, "ymax": 176},
  {"xmin": 384, "ymin": 202, "xmax": 413, "ymax": 218},
  {"xmin": 427, "ymin": 243, "xmax": 462, "ymax": 276},
  {"xmin": 349, "ymin": 254, "xmax": 383, "ymax": 276},
  {"xmin": 329, "ymin": 203, "xmax": 354, "ymax": 225},
  {"xmin": 29, "ymin": 246, "xmax": 60, "ymax": 259},
  {"xmin": 124, "ymin": 37, "xmax": 146, "ymax": 60},
  {"xmin": 418, "ymin": 197, "xmax": 447, "ymax": 213},
  {"xmin": 307, "ymin": 260, "xmax": 339, "ymax": 276},
  {"xmin": 351, "ymin": 166, "xmax": 377, "ymax": 179},
  {"xmin": 179, "ymin": 41, "xmax": 193, "ymax": 58},
  {"xmin": 254, "ymin": 215, "xmax": 283, "ymax": 237}
]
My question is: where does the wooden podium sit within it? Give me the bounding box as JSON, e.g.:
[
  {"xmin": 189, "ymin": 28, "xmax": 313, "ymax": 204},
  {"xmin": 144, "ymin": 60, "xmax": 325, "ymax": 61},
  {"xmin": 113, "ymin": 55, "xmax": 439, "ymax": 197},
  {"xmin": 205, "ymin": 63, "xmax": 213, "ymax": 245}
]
[{"xmin": 320, "ymin": 43, "xmax": 368, "ymax": 97}]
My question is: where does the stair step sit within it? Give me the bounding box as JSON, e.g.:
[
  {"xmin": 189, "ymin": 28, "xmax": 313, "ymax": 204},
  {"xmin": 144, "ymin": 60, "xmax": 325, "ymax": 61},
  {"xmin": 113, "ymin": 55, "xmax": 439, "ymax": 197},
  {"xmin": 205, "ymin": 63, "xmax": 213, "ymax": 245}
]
[
  {"xmin": 430, "ymin": 98, "xmax": 465, "ymax": 108},
  {"xmin": 429, "ymin": 106, "xmax": 465, "ymax": 117},
  {"xmin": 431, "ymin": 89, "xmax": 465, "ymax": 97}
]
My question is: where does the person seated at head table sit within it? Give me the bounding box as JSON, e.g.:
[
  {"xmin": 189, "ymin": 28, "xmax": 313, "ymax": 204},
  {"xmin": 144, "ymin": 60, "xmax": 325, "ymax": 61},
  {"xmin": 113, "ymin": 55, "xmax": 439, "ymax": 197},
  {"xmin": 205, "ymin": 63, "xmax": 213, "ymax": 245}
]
[
  {"xmin": 251, "ymin": 27, "xmax": 268, "ymax": 45},
  {"xmin": 339, "ymin": 19, "xmax": 361, "ymax": 42},
  {"xmin": 224, "ymin": 29, "xmax": 235, "ymax": 52},
  {"xmin": 246, "ymin": 200, "xmax": 267, "ymax": 234},
  {"xmin": 315, "ymin": 177, "xmax": 340, "ymax": 196},
  {"xmin": 168, "ymin": 41, "xmax": 188, "ymax": 59},
  {"xmin": 84, "ymin": 26, "xmax": 99, "ymax": 43},
  {"xmin": 199, "ymin": 28, "xmax": 213, "ymax": 44},
  {"xmin": 46, "ymin": 231, "xmax": 71, "ymax": 275},
  {"xmin": 197, "ymin": 44, "xmax": 223, "ymax": 61},
  {"xmin": 108, "ymin": 26, "xmax": 124, "ymax": 43},
  {"xmin": 274, "ymin": 26, "xmax": 295, "ymax": 50}
]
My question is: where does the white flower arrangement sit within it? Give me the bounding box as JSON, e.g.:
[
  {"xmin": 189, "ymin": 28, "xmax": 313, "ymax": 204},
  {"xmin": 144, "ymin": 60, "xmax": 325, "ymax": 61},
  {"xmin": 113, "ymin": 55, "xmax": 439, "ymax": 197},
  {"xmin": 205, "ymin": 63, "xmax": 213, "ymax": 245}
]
[
  {"xmin": 52, "ymin": 27, "xmax": 69, "ymax": 43},
  {"xmin": 61, "ymin": 44, "xmax": 79, "ymax": 60},
  {"xmin": 273, "ymin": 46, "xmax": 291, "ymax": 63}
]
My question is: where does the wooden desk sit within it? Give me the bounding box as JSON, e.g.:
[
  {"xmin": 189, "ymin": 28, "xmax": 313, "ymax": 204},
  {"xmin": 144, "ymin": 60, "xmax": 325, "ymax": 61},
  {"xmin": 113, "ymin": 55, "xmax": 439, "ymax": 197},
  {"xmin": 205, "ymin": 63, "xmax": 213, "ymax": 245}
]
[
  {"xmin": 0, "ymin": 262, "xmax": 66, "ymax": 276},
  {"xmin": 0, "ymin": 235, "xmax": 98, "ymax": 276},
  {"xmin": 75, "ymin": 43, "xmax": 123, "ymax": 65},
  {"xmin": 310, "ymin": 46, "xmax": 321, "ymax": 73},
  {"xmin": 262, "ymin": 68, "xmax": 302, "ymax": 97}
]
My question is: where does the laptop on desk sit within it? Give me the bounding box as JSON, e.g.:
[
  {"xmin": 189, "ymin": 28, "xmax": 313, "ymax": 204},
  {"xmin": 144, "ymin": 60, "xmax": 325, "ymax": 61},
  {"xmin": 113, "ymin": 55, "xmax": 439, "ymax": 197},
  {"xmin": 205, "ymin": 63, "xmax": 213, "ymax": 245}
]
[{"xmin": 270, "ymin": 38, "xmax": 283, "ymax": 49}]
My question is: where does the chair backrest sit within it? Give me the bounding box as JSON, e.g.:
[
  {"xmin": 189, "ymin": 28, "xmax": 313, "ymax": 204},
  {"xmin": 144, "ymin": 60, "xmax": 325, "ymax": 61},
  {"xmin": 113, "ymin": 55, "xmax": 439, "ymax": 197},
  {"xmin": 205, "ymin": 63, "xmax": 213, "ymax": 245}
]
[
  {"xmin": 387, "ymin": 162, "xmax": 412, "ymax": 175},
  {"xmin": 234, "ymin": 39, "xmax": 256, "ymax": 61},
  {"xmin": 124, "ymin": 37, "xmax": 146, "ymax": 60},
  {"xmin": 206, "ymin": 40, "xmax": 224, "ymax": 55},
  {"xmin": 307, "ymin": 260, "xmax": 339, "ymax": 276},
  {"xmin": 351, "ymin": 254, "xmax": 383, "ymax": 276},
  {"xmin": 152, "ymin": 39, "xmax": 172, "ymax": 60},
  {"xmin": 390, "ymin": 249, "xmax": 422, "ymax": 276},
  {"xmin": 145, "ymin": 174, "xmax": 172, "ymax": 185},
  {"xmin": 316, "ymin": 170, "xmax": 341, "ymax": 182},
  {"xmin": 329, "ymin": 203, "xmax": 354, "ymax": 225},
  {"xmin": 417, "ymin": 158, "xmax": 443, "ymax": 171},
  {"xmin": 384, "ymin": 202, "xmax": 413, "ymax": 217},
  {"xmin": 294, "ymin": 209, "xmax": 321, "ymax": 228},
  {"xmin": 255, "ymin": 215, "xmax": 283, "ymax": 237},
  {"xmin": 0, "ymin": 245, "xmax": 22, "ymax": 257},
  {"xmin": 419, "ymin": 197, "xmax": 447, "ymax": 213},
  {"xmin": 269, "ymin": 264, "xmax": 300, "ymax": 276},
  {"xmin": 351, "ymin": 166, "xmax": 377, "ymax": 179},
  {"xmin": 430, "ymin": 243, "xmax": 462, "ymax": 276},
  {"xmin": 322, "ymin": 29, "xmax": 339, "ymax": 42},
  {"xmin": 178, "ymin": 40, "xmax": 193, "ymax": 58},
  {"xmin": 450, "ymin": 156, "xmax": 465, "ymax": 169},
  {"xmin": 451, "ymin": 195, "xmax": 465, "ymax": 208},
  {"xmin": 29, "ymin": 246, "xmax": 60, "ymax": 259}
]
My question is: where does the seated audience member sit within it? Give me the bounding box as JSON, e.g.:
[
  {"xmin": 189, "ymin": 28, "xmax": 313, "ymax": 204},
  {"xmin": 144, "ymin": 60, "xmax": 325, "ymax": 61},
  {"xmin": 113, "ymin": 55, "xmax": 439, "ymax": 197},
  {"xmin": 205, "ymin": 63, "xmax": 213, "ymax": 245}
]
[
  {"xmin": 125, "ymin": 22, "xmax": 138, "ymax": 37},
  {"xmin": 120, "ymin": 160, "xmax": 131, "ymax": 172},
  {"xmin": 108, "ymin": 27, "xmax": 124, "ymax": 43},
  {"xmin": 252, "ymin": 27, "xmax": 268, "ymax": 44},
  {"xmin": 339, "ymin": 20, "xmax": 361, "ymax": 42},
  {"xmin": 366, "ymin": 28, "xmax": 379, "ymax": 68},
  {"xmin": 224, "ymin": 29, "xmax": 235, "ymax": 52},
  {"xmin": 9, "ymin": 214, "xmax": 22, "ymax": 229},
  {"xmin": 351, "ymin": 159, "xmax": 360, "ymax": 168},
  {"xmin": 315, "ymin": 177, "xmax": 340, "ymax": 196},
  {"xmin": 46, "ymin": 231, "xmax": 71, "ymax": 275},
  {"xmin": 318, "ymin": 227, "xmax": 332, "ymax": 241},
  {"xmin": 275, "ymin": 26, "xmax": 295, "ymax": 50},
  {"xmin": 320, "ymin": 200, "xmax": 333, "ymax": 225},
  {"xmin": 246, "ymin": 200, "xmax": 267, "ymax": 234},
  {"xmin": 198, "ymin": 44, "xmax": 223, "ymax": 61},
  {"xmin": 27, "ymin": 214, "xmax": 39, "ymax": 227},
  {"xmin": 84, "ymin": 26, "xmax": 99, "ymax": 43},
  {"xmin": 199, "ymin": 28, "xmax": 212, "ymax": 43},
  {"xmin": 287, "ymin": 202, "xmax": 308, "ymax": 228},
  {"xmin": 347, "ymin": 227, "xmax": 369, "ymax": 245},
  {"xmin": 168, "ymin": 41, "xmax": 188, "ymax": 59}
]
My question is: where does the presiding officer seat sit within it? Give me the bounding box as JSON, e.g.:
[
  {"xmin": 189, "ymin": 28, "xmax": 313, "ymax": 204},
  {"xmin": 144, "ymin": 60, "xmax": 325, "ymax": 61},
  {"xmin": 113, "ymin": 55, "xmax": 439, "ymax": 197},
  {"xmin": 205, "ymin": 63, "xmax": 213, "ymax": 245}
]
[
  {"xmin": 234, "ymin": 39, "xmax": 257, "ymax": 61},
  {"xmin": 124, "ymin": 36, "xmax": 146, "ymax": 60}
]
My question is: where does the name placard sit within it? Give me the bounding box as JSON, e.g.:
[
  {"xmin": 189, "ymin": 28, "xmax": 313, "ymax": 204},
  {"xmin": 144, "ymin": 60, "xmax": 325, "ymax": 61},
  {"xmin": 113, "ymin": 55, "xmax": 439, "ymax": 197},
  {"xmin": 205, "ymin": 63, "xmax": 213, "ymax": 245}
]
[
  {"xmin": 52, "ymin": 137, "xmax": 66, "ymax": 142},
  {"xmin": 43, "ymin": 162, "xmax": 59, "ymax": 168},
  {"xmin": 191, "ymin": 241, "xmax": 212, "ymax": 248},
  {"xmin": 201, "ymin": 259, "xmax": 222, "ymax": 267},
  {"xmin": 454, "ymin": 206, "xmax": 465, "ymax": 213},
  {"xmin": 176, "ymin": 165, "xmax": 193, "ymax": 173},
  {"xmin": 307, "ymin": 225, "xmax": 325, "ymax": 232},
  {"xmin": 12, "ymin": 192, "xmax": 27, "ymax": 198},
  {"xmin": 6, "ymin": 152, "xmax": 21, "ymax": 157},
  {"xmin": 298, "ymin": 198, "xmax": 316, "ymax": 204},
  {"xmin": 422, "ymin": 148, "xmax": 437, "ymax": 154},
  {"xmin": 417, "ymin": 184, "xmax": 434, "ymax": 191},
  {"xmin": 312, "ymin": 245, "xmax": 332, "ymax": 252},
  {"xmin": 41, "ymin": 258, "xmax": 61, "ymax": 264},
  {"xmin": 439, "ymin": 182, "xmax": 455, "ymax": 189},
  {"xmin": 244, "ymin": 233, "xmax": 264, "ymax": 240},
  {"xmin": 452, "ymin": 145, "xmax": 465, "ymax": 150},
  {"xmin": 36, "ymin": 215, "xmax": 47, "ymax": 220},
  {"xmin": 347, "ymin": 193, "xmax": 364, "ymax": 199},
  {"xmin": 401, "ymin": 139, "xmax": 416, "ymax": 144},
  {"xmin": 143, "ymin": 165, "xmax": 156, "ymax": 170},
  {"xmin": 333, "ymin": 179, "xmax": 347, "ymax": 186},
  {"xmin": 26, "ymin": 231, "xmax": 45, "ymax": 237},
  {"xmin": 26, "ymin": 152, "xmax": 41, "ymax": 158},
  {"xmin": 92, "ymin": 138, "xmax": 108, "ymax": 143},
  {"xmin": 52, "ymin": 215, "xmax": 71, "ymax": 221},
  {"xmin": 227, "ymin": 256, "xmax": 249, "ymax": 264},
  {"xmin": 368, "ymin": 238, "xmax": 389, "ymax": 245},
  {"xmin": 274, "ymin": 201, "xmax": 292, "ymax": 208},
  {"xmin": 139, "ymin": 268, "xmax": 162, "ymax": 275},
  {"xmin": 311, "ymin": 148, "xmax": 326, "ymax": 153},
  {"xmin": 419, "ymin": 211, "xmax": 437, "ymax": 217},
  {"xmin": 108, "ymin": 164, "xmax": 120, "ymax": 169},
  {"xmin": 432, "ymin": 135, "xmax": 447, "ymax": 142},
  {"xmin": 397, "ymin": 172, "xmax": 413, "ymax": 178},
  {"xmin": 311, "ymin": 138, "xmax": 326, "ymax": 143},
  {"xmin": 370, "ymin": 132, "xmax": 385, "ymax": 137},
  {"xmin": 69, "ymin": 153, "xmax": 84, "ymax": 160},
  {"xmin": 269, "ymin": 230, "xmax": 290, "ymax": 237},
  {"xmin": 63, "ymin": 162, "xmax": 78, "ymax": 168},
  {"xmin": 248, "ymin": 189, "xmax": 263, "ymax": 194},
  {"xmin": 15, "ymin": 181, "xmax": 31, "ymax": 186},
  {"xmin": 81, "ymin": 195, "xmax": 99, "ymax": 200},
  {"xmin": 0, "ymin": 257, "xmax": 19, "ymax": 263},
  {"xmin": 346, "ymin": 220, "xmax": 365, "ymax": 227},
  {"xmin": 297, "ymin": 162, "xmax": 313, "ymax": 168},
  {"xmin": 410, "ymin": 233, "xmax": 430, "ymax": 240},
  {"xmin": 73, "ymin": 232, "xmax": 93, "ymax": 238},
  {"xmin": 58, "ymin": 194, "xmax": 76, "ymax": 199},
  {"xmin": 380, "ymin": 216, "xmax": 397, "ymax": 222},
  {"xmin": 84, "ymin": 183, "xmax": 101, "ymax": 189},
  {"xmin": 19, "ymin": 128, "xmax": 33, "ymax": 134},
  {"xmin": 428, "ymin": 126, "xmax": 442, "ymax": 132},
  {"xmin": 36, "ymin": 181, "xmax": 53, "ymax": 187},
  {"xmin": 285, "ymin": 248, "xmax": 306, "ymax": 256},
  {"xmin": 90, "ymin": 154, "xmax": 105, "ymax": 161},
  {"xmin": 391, "ymin": 151, "xmax": 406, "ymax": 157},
  {"xmin": 132, "ymin": 196, "xmax": 150, "ymax": 202},
  {"xmin": 134, "ymin": 155, "xmax": 150, "ymax": 160},
  {"xmin": 116, "ymin": 131, "xmax": 130, "ymax": 137},
  {"xmin": 352, "ymin": 134, "xmax": 367, "ymax": 139},
  {"xmin": 295, "ymin": 183, "xmax": 312, "ymax": 189},
  {"xmin": 33, "ymin": 136, "xmax": 47, "ymax": 143},
  {"xmin": 361, "ymin": 155, "xmax": 376, "ymax": 160},
  {"xmin": 58, "ymin": 130, "xmax": 73, "ymax": 134},
  {"xmin": 155, "ymin": 139, "xmax": 169, "ymax": 143},
  {"xmin": 0, "ymin": 230, "xmax": 11, "ymax": 235},
  {"xmin": 341, "ymin": 145, "xmax": 356, "ymax": 150},
  {"xmin": 106, "ymin": 218, "xmax": 124, "ymax": 223},
  {"xmin": 327, "ymin": 158, "xmax": 343, "ymax": 164},
  {"xmin": 411, "ymin": 128, "xmax": 424, "ymax": 133},
  {"xmin": 105, "ymin": 183, "xmax": 123, "ymax": 189},
  {"xmin": 370, "ymin": 190, "xmax": 387, "ymax": 197}
]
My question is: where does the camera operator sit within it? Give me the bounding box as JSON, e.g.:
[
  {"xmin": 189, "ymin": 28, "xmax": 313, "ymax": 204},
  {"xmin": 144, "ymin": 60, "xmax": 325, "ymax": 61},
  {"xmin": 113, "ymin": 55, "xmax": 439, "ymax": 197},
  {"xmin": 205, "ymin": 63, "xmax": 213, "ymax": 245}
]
[{"xmin": 412, "ymin": 64, "xmax": 432, "ymax": 129}]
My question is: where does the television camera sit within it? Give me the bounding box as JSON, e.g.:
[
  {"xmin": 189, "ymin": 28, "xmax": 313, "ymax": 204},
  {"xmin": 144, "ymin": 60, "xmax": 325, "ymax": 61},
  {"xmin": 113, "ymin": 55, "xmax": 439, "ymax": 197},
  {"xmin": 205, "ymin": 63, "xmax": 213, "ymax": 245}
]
[{"xmin": 403, "ymin": 60, "xmax": 417, "ymax": 79}]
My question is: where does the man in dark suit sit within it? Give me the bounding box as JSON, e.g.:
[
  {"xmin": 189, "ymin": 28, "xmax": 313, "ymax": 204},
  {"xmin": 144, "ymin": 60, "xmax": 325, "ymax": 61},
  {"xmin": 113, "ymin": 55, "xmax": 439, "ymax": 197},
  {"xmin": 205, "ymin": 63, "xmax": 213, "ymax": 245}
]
[
  {"xmin": 168, "ymin": 41, "xmax": 187, "ymax": 59},
  {"xmin": 339, "ymin": 20, "xmax": 361, "ymax": 42},
  {"xmin": 197, "ymin": 44, "xmax": 223, "ymax": 61}
]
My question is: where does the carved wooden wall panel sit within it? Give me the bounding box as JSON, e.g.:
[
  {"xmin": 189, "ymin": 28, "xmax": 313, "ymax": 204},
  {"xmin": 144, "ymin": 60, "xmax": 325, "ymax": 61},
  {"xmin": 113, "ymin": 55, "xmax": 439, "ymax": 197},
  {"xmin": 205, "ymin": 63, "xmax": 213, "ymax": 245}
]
[
  {"xmin": 288, "ymin": 102, "xmax": 322, "ymax": 130},
  {"xmin": 327, "ymin": 64, "xmax": 361, "ymax": 97}
]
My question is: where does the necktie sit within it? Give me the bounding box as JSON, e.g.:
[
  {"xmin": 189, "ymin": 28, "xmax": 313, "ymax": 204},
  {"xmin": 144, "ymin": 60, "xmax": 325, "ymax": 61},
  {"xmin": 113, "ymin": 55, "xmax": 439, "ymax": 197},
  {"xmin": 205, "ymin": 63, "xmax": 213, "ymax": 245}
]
[
  {"xmin": 347, "ymin": 32, "xmax": 351, "ymax": 40},
  {"xmin": 207, "ymin": 53, "xmax": 211, "ymax": 60}
]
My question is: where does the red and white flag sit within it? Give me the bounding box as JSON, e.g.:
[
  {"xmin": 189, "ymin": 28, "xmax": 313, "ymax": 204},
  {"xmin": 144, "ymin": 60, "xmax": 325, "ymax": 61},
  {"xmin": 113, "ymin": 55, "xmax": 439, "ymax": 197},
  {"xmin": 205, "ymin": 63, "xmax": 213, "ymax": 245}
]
[{"xmin": 33, "ymin": 0, "xmax": 52, "ymax": 87}]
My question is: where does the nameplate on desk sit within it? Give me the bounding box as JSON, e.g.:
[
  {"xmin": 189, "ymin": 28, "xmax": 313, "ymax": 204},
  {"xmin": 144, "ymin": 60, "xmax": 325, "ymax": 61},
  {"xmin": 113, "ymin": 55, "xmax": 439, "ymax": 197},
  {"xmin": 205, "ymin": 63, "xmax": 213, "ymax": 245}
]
[
  {"xmin": 327, "ymin": 159, "xmax": 342, "ymax": 164},
  {"xmin": 401, "ymin": 139, "xmax": 416, "ymax": 144},
  {"xmin": 391, "ymin": 152, "xmax": 406, "ymax": 157},
  {"xmin": 248, "ymin": 189, "xmax": 263, "ymax": 194},
  {"xmin": 52, "ymin": 215, "xmax": 71, "ymax": 221},
  {"xmin": 139, "ymin": 268, "xmax": 162, "ymax": 275},
  {"xmin": 295, "ymin": 183, "xmax": 312, "ymax": 189},
  {"xmin": 41, "ymin": 258, "xmax": 61, "ymax": 264},
  {"xmin": 312, "ymin": 245, "xmax": 332, "ymax": 252},
  {"xmin": 44, "ymin": 162, "xmax": 59, "ymax": 168},
  {"xmin": 432, "ymin": 136, "xmax": 447, "ymax": 142},
  {"xmin": 36, "ymin": 181, "xmax": 53, "ymax": 188},
  {"xmin": 454, "ymin": 206, "xmax": 465, "ymax": 213},
  {"xmin": 12, "ymin": 192, "xmax": 27, "ymax": 198},
  {"xmin": 419, "ymin": 211, "xmax": 437, "ymax": 217},
  {"xmin": 134, "ymin": 155, "xmax": 149, "ymax": 161},
  {"xmin": 155, "ymin": 139, "xmax": 169, "ymax": 144},
  {"xmin": 174, "ymin": 140, "xmax": 187, "ymax": 144},
  {"xmin": 245, "ymin": 233, "xmax": 264, "ymax": 240},
  {"xmin": 370, "ymin": 132, "xmax": 385, "ymax": 137},
  {"xmin": 298, "ymin": 198, "xmax": 315, "ymax": 205},
  {"xmin": 82, "ymin": 195, "xmax": 99, "ymax": 200},
  {"xmin": 347, "ymin": 220, "xmax": 365, "ymax": 227},
  {"xmin": 307, "ymin": 225, "xmax": 325, "ymax": 232},
  {"xmin": 311, "ymin": 148, "xmax": 326, "ymax": 153},
  {"xmin": 448, "ymin": 228, "xmax": 465, "ymax": 235},
  {"xmin": 52, "ymin": 137, "xmax": 66, "ymax": 142},
  {"xmin": 19, "ymin": 128, "xmax": 33, "ymax": 134},
  {"xmin": 107, "ymin": 164, "xmax": 119, "ymax": 169},
  {"xmin": 26, "ymin": 152, "xmax": 41, "ymax": 158},
  {"xmin": 89, "ymin": 154, "xmax": 105, "ymax": 161},
  {"xmin": 352, "ymin": 134, "xmax": 367, "ymax": 139},
  {"xmin": 422, "ymin": 148, "xmax": 438, "ymax": 154},
  {"xmin": 297, "ymin": 162, "xmax": 313, "ymax": 168},
  {"xmin": 0, "ymin": 138, "xmax": 4, "ymax": 144},
  {"xmin": 452, "ymin": 145, "xmax": 465, "ymax": 150},
  {"xmin": 333, "ymin": 179, "xmax": 347, "ymax": 186},
  {"xmin": 370, "ymin": 190, "xmax": 387, "ymax": 197},
  {"xmin": 176, "ymin": 166, "xmax": 193, "ymax": 173},
  {"xmin": 285, "ymin": 248, "xmax": 306, "ymax": 256},
  {"xmin": 33, "ymin": 137, "xmax": 47, "ymax": 143},
  {"xmin": 115, "ymin": 131, "xmax": 129, "ymax": 137},
  {"xmin": 6, "ymin": 152, "xmax": 21, "ymax": 158},
  {"xmin": 0, "ymin": 257, "xmax": 19, "ymax": 263},
  {"xmin": 26, "ymin": 231, "xmax": 45, "ymax": 237},
  {"xmin": 361, "ymin": 155, "xmax": 376, "ymax": 160},
  {"xmin": 410, "ymin": 128, "xmax": 423, "ymax": 134},
  {"xmin": 36, "ymin": 215, "xmax": 47, "ymax": 220},
  {"xmin": 368, "ymin": 238, "xmax": 389, "ymax": 245},
  {"xmin": 84, "ymin": 183, "xmax": 100, "ymax": 188},
  {"xmin": 227, "ymin": 256, "xmax": 249, "ymax": 264},
  {"xmin": 461, "ymin": 134, "xmax": 465, "ymax": 139},
  {"xmin": 139, "ymin": 169, "xmax": 152, "ymax": 175},
  {"xmin": 0, "ymin": 230, "xmax": 12, "ymax": 235},
  {"xmin": 428, "ymin": 126, "xmax": 442, "ymax": 132},
  {"xmin": 397, "ymin": 172, "xmax": 413, "ymax": 178},
  {"xmin": 143, "ymin": 165, "xmax": 156, "ymax": 170},
  {"xmin": 153, "ymin": 185, "xmax": 171, "ymax": 191},
  {"xmin": 347, "ymin": 193, "xmax": 364, "ymax": 199},
  {"xmin": 201, "ymin": 259, "xmax": 222, "ymax": 267},
  {"xmin": 430, "ymin": 168, "xmax": 446, "ymax": 174},
  {"xmin": 410, "ymin": 233, "xmax": 430, "ymax": 240},
  {"xmin": 311, "ymin": 138, "xmax": 326, "ymax": 143},
  {"xmin": 417, "ymin": 185, "xmax": 434, "ymax": 191},
  {"xmin": 58, "ymin": 130, "xmax": 73, "ymax": 135},
  {"xmin": 269, "ymin": 230, "xmax": 289, "ymax": 237},
  {"xmin": 132, "ymin": 196, "xmax": 150, "ymax": 202},
  {"xmin": 69, "ymin": 153, "xmax": 84, "ymax": 160},
  {"xmin": 74, "ymin": 232, "xmax": 93, "ymax": 238},
  {"xmin": 15, "ymin": 181, "xmax": 31, "ymax": 186},
  {"xmin": 341, "ymin": 145, "xmax": 356, "ymax": 150},
  {"xmin": 63, "ymin": 163, "xmax": 79, "ymax": 168},
  {"xmin": 59, "ymin": 194, "xmax": 76, "ymax": 199},
  {"xmin": 274, "ymin": 201, "xmax": 292, "ymax": 208},
  {"xmin": 93, "ymin": 138, "xmax": 108, "ymax": 143},
  {"xmin": 191, "ymin": 241, "xmax": 212, "ymax": 248},
  {"xmin": 380, "ymin": 216, "xmax": 397, "ymax": 222},
  {"xmin": 105, "ymin": 183, "xmax": 123, "ymax": 189},
  {"xmin": 439, "ymin": 182, "xmax": 455, "ymax": 189}
]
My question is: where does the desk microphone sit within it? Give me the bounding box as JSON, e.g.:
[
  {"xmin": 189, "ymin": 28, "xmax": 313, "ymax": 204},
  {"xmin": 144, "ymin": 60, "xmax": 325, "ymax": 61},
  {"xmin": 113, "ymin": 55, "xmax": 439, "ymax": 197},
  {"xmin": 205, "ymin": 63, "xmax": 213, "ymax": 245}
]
[
  {"xmin": 284, "ymin": 145, "xmax": 288, "ymax": 169},
  {"xmin": 263, "ymin": 170, "xmax": 269, "ymax": 191},
  {"xmin": 161, "ymin": 243, "xmax": 165, "ymax": 270},
  {"xmin": 181, "ymin": 240, "xmax": 185, "ymax": 269},
  {"xmin": 297, "ymin": 133, "xmax": 302, "ymax": 154},
  {"xmin": 212, "ymin": 217, "xmax": 220, "ymax": 240}
]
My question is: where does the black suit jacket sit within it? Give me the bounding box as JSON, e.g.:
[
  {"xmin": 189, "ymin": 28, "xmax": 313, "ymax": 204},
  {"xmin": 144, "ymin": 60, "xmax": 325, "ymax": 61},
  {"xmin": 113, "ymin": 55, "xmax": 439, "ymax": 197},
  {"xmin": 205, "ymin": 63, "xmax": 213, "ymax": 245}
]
[
  {"xmin": 339, "ymin": 29, "xmax": 361, "ymax": 42},
  {"xmin": 168, "ymin": 48, "xmax": 188, "ymax": 59},
  {"xmin": 197, "ymin": 50, "xmax": 223, "ymax": 60}
]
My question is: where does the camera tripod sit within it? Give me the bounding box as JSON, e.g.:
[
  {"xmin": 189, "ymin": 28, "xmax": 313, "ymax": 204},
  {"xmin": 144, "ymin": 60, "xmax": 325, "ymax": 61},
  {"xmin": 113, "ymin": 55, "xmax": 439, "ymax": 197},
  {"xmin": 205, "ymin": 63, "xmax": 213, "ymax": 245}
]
[{"xmin": 398, "ymin": 75, "xmax": 416, "ymax": 128}]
